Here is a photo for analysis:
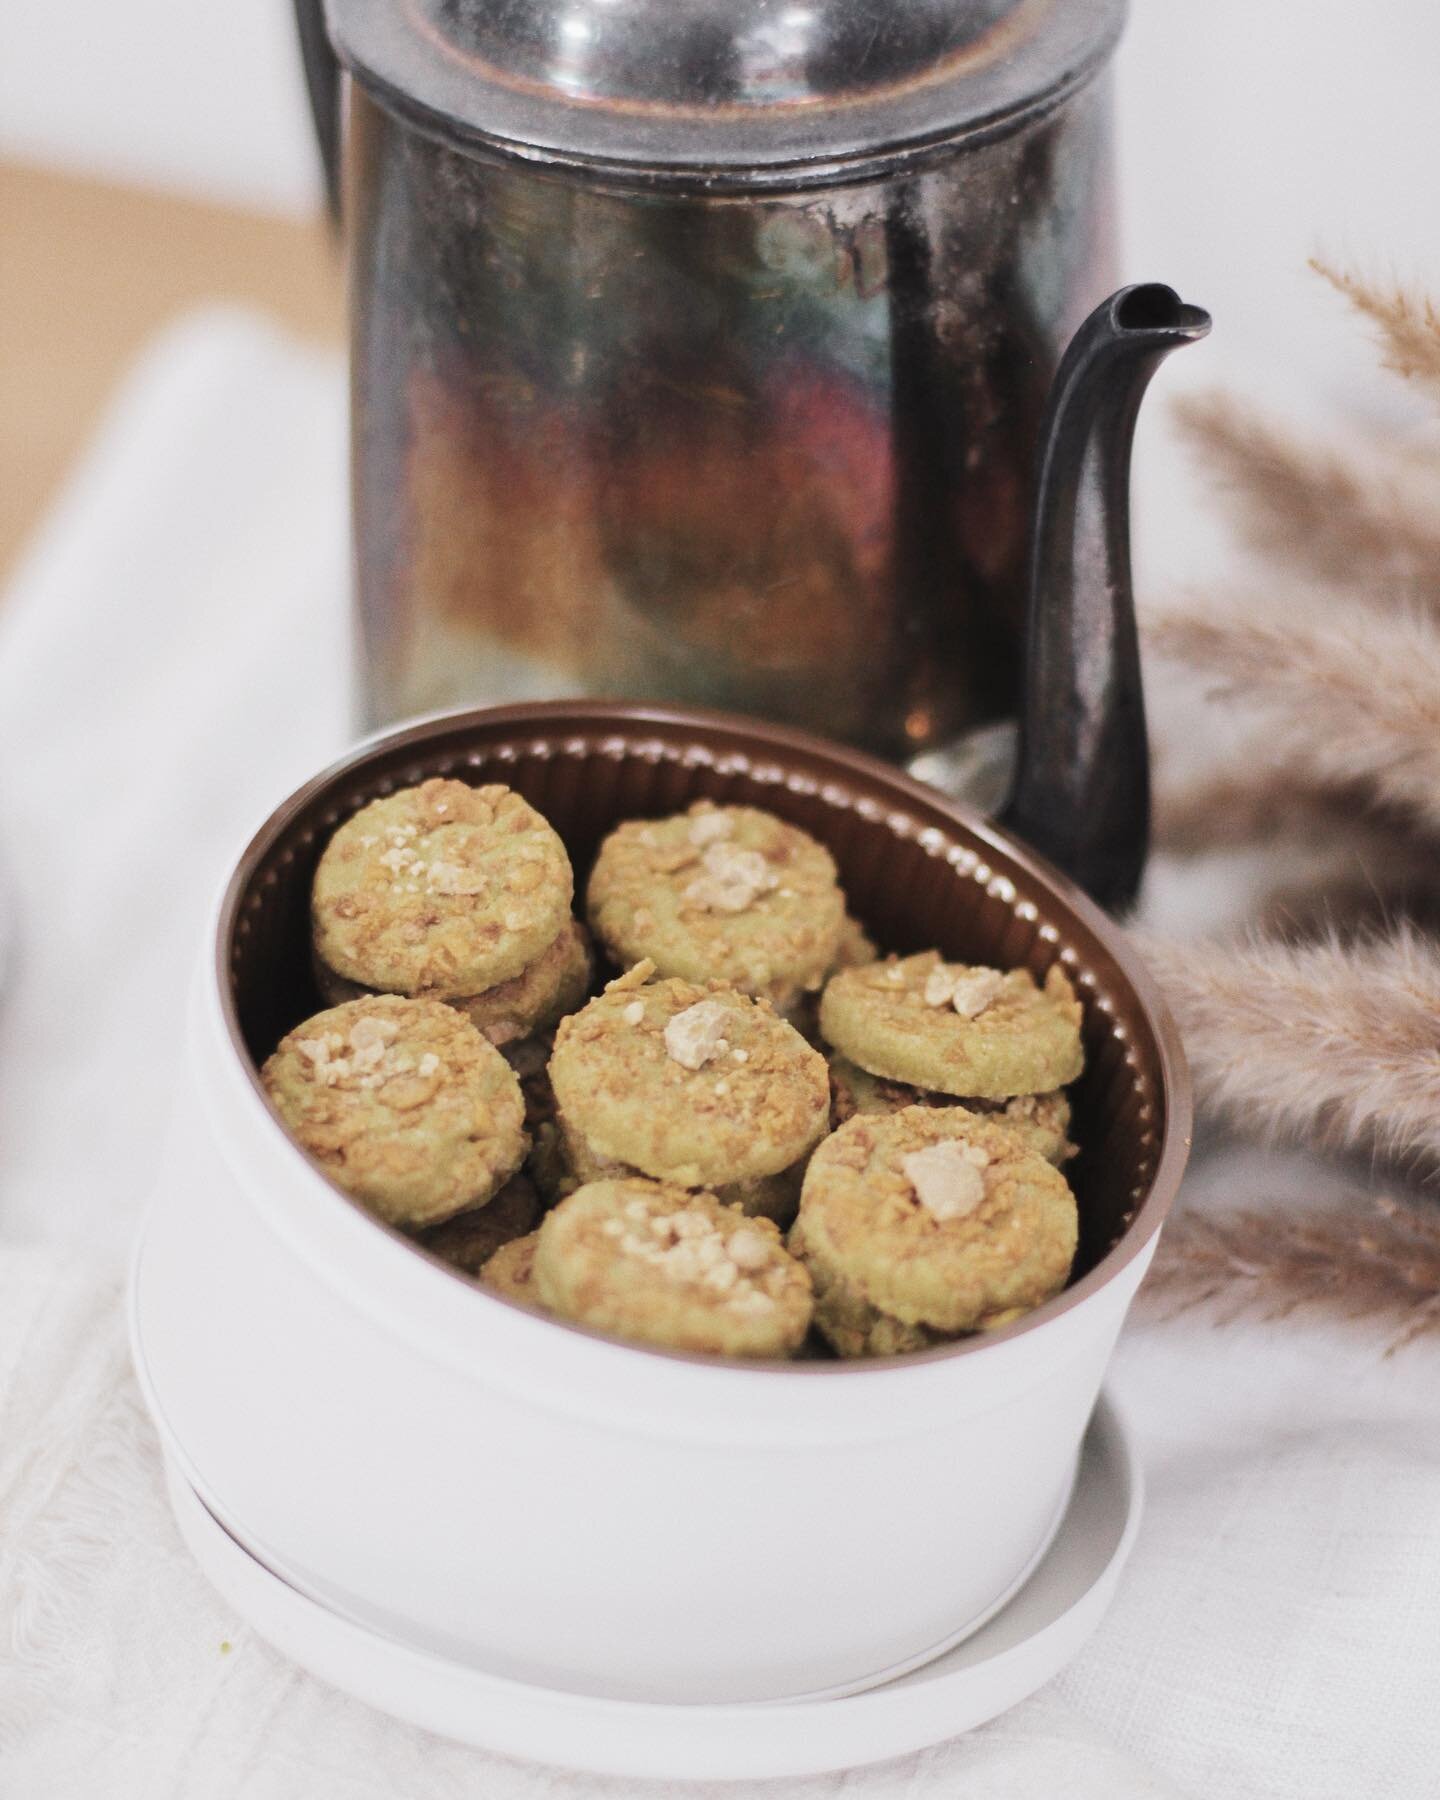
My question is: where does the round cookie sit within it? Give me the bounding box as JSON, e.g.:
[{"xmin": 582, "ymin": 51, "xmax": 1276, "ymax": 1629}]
[
  {"xmin": 262, "ymin": 995, "xmax": 527, "ymax": 1229},
  {"xmin": 555, "ymin": 1109, "xmax": 805, "ymax": 1224},
  {"xmin": 783, "ymin": 910, "xmax": 878, "ymax": 1041},
  {"xmin": 312, "ymin": 779, "xmax": 573, "ymax": 998},
  {"xmin": 416, "ymin": 1174, "xmax": 541, "ymax": 1274},
  {"xmin": 828, "ymin": 1053, "xmax": 1075, "ymax": 1167},
  {"xmin": 456, "ymin": 920, "xmax": 592, "ymax": 1045},
  {"xmin": 549, "ymin": 971, "xmax": 830, "ymax": 1189},
  {"xmin": 795, "ymin": 1107, "xmax": 1078, "ymax": 1336},
  {"xmin": 831, "ymin": 912, "xmax": 878, "ymax": 973},
  {"xmin": 788, "ymin": 1213, "xmax": 940, "ymax": 1358},
  {"xmin": 481, "ymin": 1231, "xmax": 542, "ymax": 1305},
  {"xmin": 819, "ymin": 952, "xmax": 1083, "ymax": 1100},
  {"xmin": 532, "ymin": 1178, "xmax": 812, "ymax": 1358},
  {"xmin": 527, "ymin": 1120, "xmax": 572, "ymax": 1206},
  {"xmin": 586, "ymin": 803, "xmax": 846, "ymax": 1006},
  {"xmin": 316, "ymin": 919, "xmax": 592, "ymax": 1049}
]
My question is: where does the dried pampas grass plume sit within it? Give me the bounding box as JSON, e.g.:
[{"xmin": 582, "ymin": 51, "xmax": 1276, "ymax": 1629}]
[
  {"xmin": 1141, "ymin": 1198, "xmax": 1440, "ymax": 1351},
  {"xmin": 1310, "ymin": 256, "xmax": 1440, "ymax": 403},
  {"xmin": 1170, "ymin": 392, "xmax": 1440, "ymax": 595},
  {"xmin": 1154, "ymin": 759, "xmax": 1381, "ymax": 854},
  {"xmin": 1139, "ymin": 256, "xmax": 1440, "ymax": 1338},
  {"xmin": 1145, "ymin": 602, "xmax": 1440, "ymax": 839},
  {"xmin": 1134, "ymin": 927, "xmax": 1440, "ymax": 1168}
]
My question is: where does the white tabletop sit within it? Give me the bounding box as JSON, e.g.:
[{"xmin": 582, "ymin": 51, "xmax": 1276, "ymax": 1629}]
[{"xmin": 0, "ymin": 312, "xmax": 1436, "ymax": 1800}]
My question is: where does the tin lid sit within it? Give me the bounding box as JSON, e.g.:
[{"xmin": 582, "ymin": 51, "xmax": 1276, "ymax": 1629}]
[{"xmin": 327, "ymin": 0, "xmax": 1125, "ymax": 181}]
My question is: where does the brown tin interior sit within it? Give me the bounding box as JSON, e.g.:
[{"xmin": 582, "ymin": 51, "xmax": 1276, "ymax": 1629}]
[{"xmin": 219, "ymin": 700, "xmax": 1191, "ymax": 1362}]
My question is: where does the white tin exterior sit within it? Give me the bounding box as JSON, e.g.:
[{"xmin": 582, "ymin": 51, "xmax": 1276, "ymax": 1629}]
[{"xmin": 130, "ymin": 915, "xmax": 1155, "ymax": 1706}]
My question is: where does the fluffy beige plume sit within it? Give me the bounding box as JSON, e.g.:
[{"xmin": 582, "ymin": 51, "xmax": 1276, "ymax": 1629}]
[
  {"xmin": 1172, "ymin": 391, "xmax": 1440, "ymax": 593},
  {"xmin": 1141, "ymin": 1198, "xmax": 1440, "ymax": 1350},
  {"xmin": 1253, "ymin": 869, "xmax": 1440, "ymax": 946},
  {"xmin": 1145, "ymin": 602, "xmax": 1440, "ymax": 837},
  {"xmin": 1153, "ymin": 760, "xmax": 1378, "ymax": 853},
  {"xmin": 1311, "ymin": 257, "xmax": 1440, "ymax": 404},
  {"xmin": 1133, "ymin": 927, "xmax": 1440, "ymax": 1165}
]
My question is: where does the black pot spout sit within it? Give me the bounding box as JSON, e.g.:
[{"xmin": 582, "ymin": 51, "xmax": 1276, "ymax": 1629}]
[{"xmin": 1002, "ymin": 284, "xmax": 1211, "ymax": 914}]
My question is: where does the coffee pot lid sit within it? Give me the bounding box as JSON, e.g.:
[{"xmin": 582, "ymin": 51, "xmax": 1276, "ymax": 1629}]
[{"xmin": 326, "ymin": 0, "xmax": 1124, "ymax": 182}]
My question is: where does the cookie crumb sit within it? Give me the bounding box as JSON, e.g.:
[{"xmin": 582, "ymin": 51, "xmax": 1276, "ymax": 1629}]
[{"xmin": 606, "ymin": 959, "xmax": 657, "ymax": 993}]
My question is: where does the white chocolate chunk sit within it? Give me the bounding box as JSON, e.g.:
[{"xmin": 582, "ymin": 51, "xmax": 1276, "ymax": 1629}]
[
  {"xmin": 902, "ymin": 1141, "xmax": 989, "ymax": 1222},
  {"xmin": 426, "ymin": 859, "xmax": 488, "ymax": 897},
  {"xmin": 682, "ymin": 843, "xmax": 779, "ymax": 914},
  {"xmin": 663, "ymin": 999, "xmax": 734, "ymax": 1071},
  {"xmin": 951, "ymin": 968, "xmax": 1005, "ymax": 1019},
  {"xmin": 922, "ymin": 966, "xmax": 959, "ymax": 1007},
  {"xmin": 687, "ymin": 809, "xmax": 735, "ymax": 847},
  {"xmin": 727, "ymin": 1227, "xmax": 770, "ymax": 1272}
]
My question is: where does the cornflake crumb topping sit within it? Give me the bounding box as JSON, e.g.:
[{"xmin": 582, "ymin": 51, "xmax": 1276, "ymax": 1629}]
[
  {"xmin": 606, "ymin": 959, "xmax": 656, "ymax": 993},
  {"xmin": 922, "ymin": 963, "xmax": 1004, "ymax": 1018},
  {"xmin": 902, "ymin": 1139, "xmax": 991, "ymax": 1222},
  {"xmin": 292, "ymin": 1013, "xmax": 428, "ymax": 1092},
  {"xmin": 682, "ymin": 843, "xmax": 779, "ymax": 915},
  {"xmin": 371, "ymin": 824, "xmax": 492, "ymax": 901},
  {"xmin": 607, "ymin": 1202, "xmax": 779, "ymax": 1311},
  {"xmin": 426, "ymin": 859, "xmax": 487, "ymax": 896},
  {"xmin": 663, "ymin": 1000, "xmax": 733, "ymax": 1071}
]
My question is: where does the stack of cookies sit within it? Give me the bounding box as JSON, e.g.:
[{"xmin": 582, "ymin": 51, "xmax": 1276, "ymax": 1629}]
[{"xmin": 261, "ymin": 781, "xmax": 1086, "ymax": 1363}]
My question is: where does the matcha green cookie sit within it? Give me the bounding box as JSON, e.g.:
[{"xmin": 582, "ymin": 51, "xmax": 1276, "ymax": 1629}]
[
  {"xmin": 793, "ymin": 1106, "xmax": 1078, "ymax": 1340},
  {"xmin": 783, "ymin": 911, "xmax": 878, "ymax": 1040},
  {"xmin": 556, "ymin": 1108, "xmax": 805, "ymax": 1224},
  {"xmin": 788, "ymin": 1213, "xmax": 941, "ymax": 1358},
  {"xmin": 586, "ymin": 803, "xmax": 845, "ymax": 1007},
  {"xmin": 481, "ymin": 1231, "xmax": 542, "ymax": 1304},
  {"xmin": 819, "ymin": 952, "xmax": 1084, "ymax": 1100},
  {"xmin": 831, "ymin": 913, "xmax": 878, "ymax": 973},
  {"xmin": 532, "ymin": 1178, "xmax": 812, "ymax": 1357},
  {"xmin": 549, "ymin": 969, "xmax": 830, "ymax": 1189},
  {"xmin": 828, "ymin": 1053, "xmax": 1075, "ymax": 1166},
  {"xmin": 417, "ymin": 1173, "xmax": 541, "ymax": 1273},
  {"xmin": 262, "ymin": 995, "xmax": 527, "ymax": 1228},
  {"xmin": 312, "ymin": 779, "xmax": 573, "ymax": 998},
  {"xmin": 317, "ymin": 919, "xmax": 592, "ymax": 1048}
]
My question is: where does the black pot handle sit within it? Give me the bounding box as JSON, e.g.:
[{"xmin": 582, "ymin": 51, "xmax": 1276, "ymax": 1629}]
[{"xmin": 293, "ymin": 0, "xmax": 343, "ymax": 224}]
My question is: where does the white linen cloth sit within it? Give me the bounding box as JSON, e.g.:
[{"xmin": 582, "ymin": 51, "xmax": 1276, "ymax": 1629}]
[{"xmin": 1, "ymin": 314, "xmax": 1437, "ymax": 1800}]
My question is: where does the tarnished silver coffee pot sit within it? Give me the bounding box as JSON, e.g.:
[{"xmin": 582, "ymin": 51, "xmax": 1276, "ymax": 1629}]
[{"xmin": 296, "ymin": 0, "xmax": 1134, "ymax": 753}]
